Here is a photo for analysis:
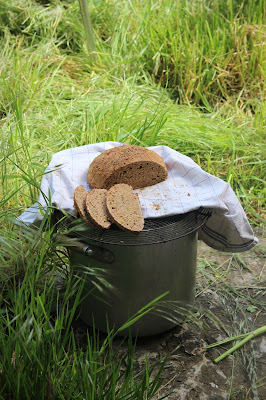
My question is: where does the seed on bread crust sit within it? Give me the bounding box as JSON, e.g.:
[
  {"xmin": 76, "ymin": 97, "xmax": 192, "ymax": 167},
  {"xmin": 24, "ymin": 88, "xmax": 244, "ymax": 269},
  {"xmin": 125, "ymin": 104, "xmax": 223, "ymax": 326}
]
[
  {"xmin": 73, "ymin": 185, "xmax": 92, "ymax": 226},
  {"xmin": 85, "ymin": 189, "xmax": 111, "ymax": 229},
  {"xmin": 106, "ymin": 184, "xmax": 144, "ymax": 233}
]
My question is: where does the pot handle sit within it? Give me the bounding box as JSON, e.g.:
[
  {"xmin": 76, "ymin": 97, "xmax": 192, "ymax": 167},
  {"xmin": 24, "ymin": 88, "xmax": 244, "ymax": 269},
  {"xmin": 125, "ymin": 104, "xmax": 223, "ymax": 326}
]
[{"xmin": 54, "ymin": 234, "xmax": 115, "ymax": 264}]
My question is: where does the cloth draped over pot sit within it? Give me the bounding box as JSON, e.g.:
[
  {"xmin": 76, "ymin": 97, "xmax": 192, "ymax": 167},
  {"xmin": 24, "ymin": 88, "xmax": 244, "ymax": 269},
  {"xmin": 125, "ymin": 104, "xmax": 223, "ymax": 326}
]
[{"xmin": 17, "ymin": 142, "xmax": 258, "ymax": 253}]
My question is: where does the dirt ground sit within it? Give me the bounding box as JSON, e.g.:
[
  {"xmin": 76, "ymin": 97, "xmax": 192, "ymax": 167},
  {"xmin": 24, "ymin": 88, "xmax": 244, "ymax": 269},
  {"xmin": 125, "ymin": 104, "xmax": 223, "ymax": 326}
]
[{"xmin": 72, "ymin": 230, "xmax": 266, "ymax": 400}]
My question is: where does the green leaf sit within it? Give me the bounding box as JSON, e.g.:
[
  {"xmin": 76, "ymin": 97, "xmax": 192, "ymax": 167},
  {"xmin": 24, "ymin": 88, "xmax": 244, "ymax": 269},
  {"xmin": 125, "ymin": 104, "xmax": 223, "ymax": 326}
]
[{"xmin": 246, "ymin": 305, "xmax": 258, "ymax": 313}]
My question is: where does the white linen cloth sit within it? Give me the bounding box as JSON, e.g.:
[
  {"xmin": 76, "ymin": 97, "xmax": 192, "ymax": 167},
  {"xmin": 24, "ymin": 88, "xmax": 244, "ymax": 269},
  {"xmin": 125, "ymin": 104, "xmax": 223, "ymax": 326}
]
[{"xmin": 17, "ymin": 142, "xmax": 258, "ymax": 252}]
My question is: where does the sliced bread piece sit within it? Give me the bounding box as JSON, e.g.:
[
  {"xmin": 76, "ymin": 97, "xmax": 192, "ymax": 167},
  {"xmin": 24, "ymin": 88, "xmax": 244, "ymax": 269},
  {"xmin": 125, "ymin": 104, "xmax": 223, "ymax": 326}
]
[
  {"xmin": 73, "ymin": 201, "xmax": 79, "ymax": 217},
  {"xmin": 87, "ymin": 145, "xmax": 168, "ymax": 190},
  {"xmin": 85, "ymin": 189, "xmax": 111, "ymax": 229},
  {"xmin": 73, "ymin": 185, "xmax": 92, "ymax": 226},
  {"xmin": 106, "ymin": 184, "xmax": 144, "ymax": 233}
]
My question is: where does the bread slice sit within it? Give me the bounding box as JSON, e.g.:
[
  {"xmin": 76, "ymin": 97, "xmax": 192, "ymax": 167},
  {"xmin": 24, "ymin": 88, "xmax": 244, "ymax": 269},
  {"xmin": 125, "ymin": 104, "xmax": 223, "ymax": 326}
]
[
  {"xmin": 73, "ymin": 201, "xmax": 79, "ymax": 217},
  {"xmin": 73, "ymin": 185, "xmax": 92, "ymax": 226},
  {"xmin": 106, "ymin": 184, "xmax": 144, "ymax": 233},
  {"xmin": 85, "ymin": 189, "xmax": 111, "ymax": 229},
  {"xmin": 87, "ymin": 145, "xmax": 168, "ymax": 190}
]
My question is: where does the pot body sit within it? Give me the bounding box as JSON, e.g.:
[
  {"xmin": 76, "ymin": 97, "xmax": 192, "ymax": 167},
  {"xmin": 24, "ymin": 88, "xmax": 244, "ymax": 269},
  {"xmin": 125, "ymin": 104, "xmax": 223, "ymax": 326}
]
[{"xmin": 69, "ymin": 231, "xmax": 197, "ymax": 337}]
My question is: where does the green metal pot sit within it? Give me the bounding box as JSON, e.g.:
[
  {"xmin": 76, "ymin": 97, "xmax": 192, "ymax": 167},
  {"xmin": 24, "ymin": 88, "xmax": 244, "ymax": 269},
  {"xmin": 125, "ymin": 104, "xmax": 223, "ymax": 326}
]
[{"xmin": 57, "ymin": 208, "xmax": 210, "ymax": 337}]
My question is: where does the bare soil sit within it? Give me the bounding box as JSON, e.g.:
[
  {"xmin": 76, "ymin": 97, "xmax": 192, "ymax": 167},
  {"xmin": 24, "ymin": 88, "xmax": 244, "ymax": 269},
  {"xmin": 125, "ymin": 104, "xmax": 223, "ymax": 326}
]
[{"xmin": 72, "ymin": 230, "xmax": 266, "ymax": 399}]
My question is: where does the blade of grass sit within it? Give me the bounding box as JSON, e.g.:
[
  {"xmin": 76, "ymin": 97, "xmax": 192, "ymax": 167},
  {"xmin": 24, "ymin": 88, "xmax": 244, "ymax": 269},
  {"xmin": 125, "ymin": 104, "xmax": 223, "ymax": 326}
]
[
  {"xmin": 78, "ymin": 0, "xmax": 97, "ymax": 60},
  {"xmin": 212, "ymin": 325, "xmax": 266, "ymax": 363}
]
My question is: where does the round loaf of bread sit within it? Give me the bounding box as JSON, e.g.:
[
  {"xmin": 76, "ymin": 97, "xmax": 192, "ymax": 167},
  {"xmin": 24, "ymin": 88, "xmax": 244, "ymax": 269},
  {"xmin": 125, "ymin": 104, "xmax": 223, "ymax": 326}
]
[
  {"xmin": 85, "ymin": 189, "xmax": 111, "ymax": 229},
  {"xmin": 87, "ymin": 145, "xmax": 168, "ymax": 189},
  {"xmin": 73, "ymin": 185, "xmax": 92, "ymax": 226},
  {"xmin": 106, "ymin": 184, "xmax": 144, "ymax": 233}
]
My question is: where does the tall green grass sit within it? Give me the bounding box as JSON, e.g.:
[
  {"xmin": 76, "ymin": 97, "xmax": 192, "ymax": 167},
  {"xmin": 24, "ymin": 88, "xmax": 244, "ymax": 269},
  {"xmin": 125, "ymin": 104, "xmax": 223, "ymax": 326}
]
[
  {"xmin": 1, "ymin": 0, "xmax": 265, "ymax": 119},
  {"xmin": 0, "ymin": 0, "xmax": 264, "ymax": 222},
  {"xmin": 0, "ymin": 1, "xmax": 265, "ymax": 398},
  {"xmin": 1, "ymin": 56, "xmax": 264, "ymax": 221}
]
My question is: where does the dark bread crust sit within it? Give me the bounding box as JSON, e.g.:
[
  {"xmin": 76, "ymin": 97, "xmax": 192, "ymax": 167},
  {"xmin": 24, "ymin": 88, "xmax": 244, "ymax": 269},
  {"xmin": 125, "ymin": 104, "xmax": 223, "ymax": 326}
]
[
  {"xmin": 73, "ymin": 185, "xmax": 92, "ymax": 226},
  {"xmin": 106, "ymin": 184, "xmax": 144, "ymax": 233},
  {"xmin": 85, "ymin": 189, "xmax": 111, "ymax": 229},
  {"xmin": 87, "ymin": 145, "xmax": 168, "ymax": 189}
]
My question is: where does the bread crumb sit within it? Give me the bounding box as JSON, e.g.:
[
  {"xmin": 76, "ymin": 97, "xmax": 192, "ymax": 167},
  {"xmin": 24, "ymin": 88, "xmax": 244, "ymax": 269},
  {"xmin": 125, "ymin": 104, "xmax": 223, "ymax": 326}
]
[{"xmin": 152, "ymin": 203, "xmax": 161, "ymax": 210}]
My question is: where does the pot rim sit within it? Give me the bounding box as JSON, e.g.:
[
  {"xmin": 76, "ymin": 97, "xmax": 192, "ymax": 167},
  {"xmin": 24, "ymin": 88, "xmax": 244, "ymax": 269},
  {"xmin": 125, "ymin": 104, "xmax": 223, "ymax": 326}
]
[{"xmin": 54, "ymin": 208, "xmax": 211, "ymax": 246}]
